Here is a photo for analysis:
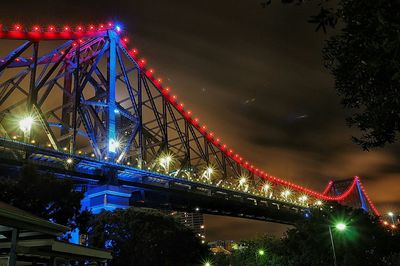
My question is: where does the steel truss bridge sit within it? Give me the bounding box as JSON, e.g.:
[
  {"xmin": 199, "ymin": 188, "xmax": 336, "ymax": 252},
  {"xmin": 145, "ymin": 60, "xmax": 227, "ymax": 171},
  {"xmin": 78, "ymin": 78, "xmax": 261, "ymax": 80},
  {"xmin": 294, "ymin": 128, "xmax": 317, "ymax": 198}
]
[{"xmin": 0, "ymin": 22, "xmax": 380, "ymax": 224}]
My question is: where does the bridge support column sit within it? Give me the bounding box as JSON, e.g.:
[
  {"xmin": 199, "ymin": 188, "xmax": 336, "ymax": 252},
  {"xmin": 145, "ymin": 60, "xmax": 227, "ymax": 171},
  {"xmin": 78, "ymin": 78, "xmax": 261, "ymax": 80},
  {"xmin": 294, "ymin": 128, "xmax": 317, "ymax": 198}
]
[{"xmin": 107, "ymin": 30, "xmax": 118, "ymax": 161}]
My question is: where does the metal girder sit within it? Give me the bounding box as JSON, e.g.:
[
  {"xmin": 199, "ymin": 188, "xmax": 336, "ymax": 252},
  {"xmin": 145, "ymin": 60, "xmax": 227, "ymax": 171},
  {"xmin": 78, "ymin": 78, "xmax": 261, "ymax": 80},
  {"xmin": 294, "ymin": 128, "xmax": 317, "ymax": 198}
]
[{"xmin": 0, "ymin": 27, "xmax": 380, "ymax": 215}]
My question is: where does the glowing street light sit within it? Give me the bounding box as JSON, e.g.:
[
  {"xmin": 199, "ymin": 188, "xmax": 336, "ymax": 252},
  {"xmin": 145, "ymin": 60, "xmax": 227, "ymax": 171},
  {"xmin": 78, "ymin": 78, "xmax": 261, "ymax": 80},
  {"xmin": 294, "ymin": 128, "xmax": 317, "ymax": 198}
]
[
  {"xmin": 281, "ymin": 189, "xmax": 291, "ymax": 200},
  {"xmin": 262, "ymin": 183, "xmax": 270, "ymax": 193},
  {"xmin": 299, "ymin": 195, "xmax": 308, "ymax": 203},
  {"xmin": 239, "ymin": 176, "xmax": 247, "ymax": 186},
  {"xmin": 258, "ymin": 249, "xmax": 265, "ymax": 256},
  {"xmin": 19, "ymin": 116, "xmax": 34, "ymax": 133},
  {"xmin": 335, "ymin": 222, "xmax": 347, "ymax": 231},
  {"xmin": 159, "ymin": 152, "xmax": 174, "ymax": 173},
  {"xmin": 329, "ymin": 221, "xmax": 348, "ymax": 266},
  {"xmin": 108, "ymin": 139, "xmax": 121, "ymax": 153},
  {"xmin": 66, "ymin": 158, "xmax": 73, "ymax": 164},
  {"xmin": 388, "ymin": 211, "xmax": 395, "ymax": 224},
  {"xmin": 201, "ymin": 166, "xmax": 214, "ymax": 180}
]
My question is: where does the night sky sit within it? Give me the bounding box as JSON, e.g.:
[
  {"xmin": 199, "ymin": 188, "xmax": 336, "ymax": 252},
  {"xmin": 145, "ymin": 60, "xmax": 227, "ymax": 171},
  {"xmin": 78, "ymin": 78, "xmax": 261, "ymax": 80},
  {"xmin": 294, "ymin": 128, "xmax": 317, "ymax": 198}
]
[{"xmin": 1, "ymin": 0, "xmax": 399, "ymax": 241}]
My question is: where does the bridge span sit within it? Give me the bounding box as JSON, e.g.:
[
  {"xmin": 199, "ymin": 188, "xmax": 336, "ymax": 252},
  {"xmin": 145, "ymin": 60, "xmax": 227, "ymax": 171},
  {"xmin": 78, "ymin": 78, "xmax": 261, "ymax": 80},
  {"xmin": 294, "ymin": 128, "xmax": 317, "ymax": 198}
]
[{"xmin": 0, "ymin": 22, "xmax": 379, "ymax": 223}]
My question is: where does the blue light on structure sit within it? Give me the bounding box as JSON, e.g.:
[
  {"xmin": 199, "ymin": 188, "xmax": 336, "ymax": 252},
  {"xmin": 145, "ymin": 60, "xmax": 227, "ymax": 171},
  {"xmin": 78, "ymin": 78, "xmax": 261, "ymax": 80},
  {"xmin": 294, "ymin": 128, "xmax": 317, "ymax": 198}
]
[{"xmin": 115, "ymin": 25, "xmax": 122, "ymax": 32}]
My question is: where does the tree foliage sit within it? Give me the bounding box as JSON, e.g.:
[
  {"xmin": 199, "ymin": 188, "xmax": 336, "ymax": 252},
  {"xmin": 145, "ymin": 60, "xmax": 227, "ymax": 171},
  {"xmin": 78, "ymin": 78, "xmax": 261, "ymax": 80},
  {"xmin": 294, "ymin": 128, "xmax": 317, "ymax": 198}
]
[
  {"xmin": 324, "ymin": 0, "xmax": 400, "ymax": 149},
  {"xmin": 217, "ymin": 206, "xmax": 400, "ymax": 266},
  {"xmin": 0, "ymin": 165, "xmax": 86, "ymax": 229},
  {"xmin": 87, "ymin": 208, "xmax": 209, "ymax": 266},
  {"xmin": 263, "ymin": 0, "xmax": 400, "ymax": 149}
]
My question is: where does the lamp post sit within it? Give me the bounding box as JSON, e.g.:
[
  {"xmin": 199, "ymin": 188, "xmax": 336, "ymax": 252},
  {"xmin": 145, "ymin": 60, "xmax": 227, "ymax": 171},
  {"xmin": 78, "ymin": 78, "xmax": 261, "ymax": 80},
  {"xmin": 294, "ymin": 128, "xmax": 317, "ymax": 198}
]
[{"xmin": 328, "ymin": 222, "xmax": 347, "ymax": 266}]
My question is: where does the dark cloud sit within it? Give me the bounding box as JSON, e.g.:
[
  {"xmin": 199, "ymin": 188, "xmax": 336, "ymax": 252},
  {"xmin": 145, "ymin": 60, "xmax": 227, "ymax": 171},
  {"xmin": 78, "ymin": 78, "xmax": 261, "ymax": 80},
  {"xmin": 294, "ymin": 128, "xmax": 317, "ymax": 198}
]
[{"xmin": 1, "ymin": 0, "xmax": 399, "ymax": 241}]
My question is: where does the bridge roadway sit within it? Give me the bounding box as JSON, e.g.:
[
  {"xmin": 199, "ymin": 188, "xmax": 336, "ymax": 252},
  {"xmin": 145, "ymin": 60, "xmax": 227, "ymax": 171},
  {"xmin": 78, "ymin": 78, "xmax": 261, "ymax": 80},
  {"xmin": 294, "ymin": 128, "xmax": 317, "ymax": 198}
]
[{"xmin": 0, "ymin": 138, "xmax": 310, "ymax": 224}]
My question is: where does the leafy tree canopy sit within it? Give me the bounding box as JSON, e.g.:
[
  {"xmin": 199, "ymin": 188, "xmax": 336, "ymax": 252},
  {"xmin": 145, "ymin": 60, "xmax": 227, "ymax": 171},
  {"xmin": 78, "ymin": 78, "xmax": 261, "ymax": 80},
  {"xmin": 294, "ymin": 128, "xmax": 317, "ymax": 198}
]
[
  {"xmin": 0, "ymin": 165, "xmax": 86, "ymax": 230},
  {"xmin": 216, "ymin": 206, "xmax": 400, "ymax": 266},
  {"xmin": 264, "ymin": 0, "xmax": 400, "ymax": 149},
  {"xmin": 87, "ymin": 208, "xmax": 209, "ymax": 266}
]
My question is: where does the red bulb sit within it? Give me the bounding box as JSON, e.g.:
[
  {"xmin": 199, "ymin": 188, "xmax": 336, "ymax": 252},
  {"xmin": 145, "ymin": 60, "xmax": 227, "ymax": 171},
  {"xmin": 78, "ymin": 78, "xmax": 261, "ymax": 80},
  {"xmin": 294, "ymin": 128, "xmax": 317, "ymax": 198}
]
[
  {"xmin": 48, "ymin": 25, "xmax": 55, "ymax": 32},
  {"xmin": 99, "ymin": 24, "xmax": 104, "ymax": 29},
  {"xmin": 123, "ymin": 37, "xmax": 128, "ymax": 43},
  {"xmin": 63, "ymin": 26, "xmax": 70, "ymax": 31},
  {"xmin": 157, "ymin": 78, "xmax": 162, "ymax": 83},
  {"xmin": 108, "ymin": 22, "xmax": 113, "ymax": 27},
  {"xmin": 77, "ymin": 25, "xmax": 83, "ymax": 31},
  {"xmin": 89, "ymin": 25, "xmax": 95, "ymax": 30},
  {"xmin": 32, "ymin": 25, "xmax": 40, "ymax": 32},
  {"xmin": 131, "ymin": 48, "xmax": 138, "ymax": 54},
  {"xmin": 14, "ymin": 24, "xmax": 22, "ymax": 31},
  {"xmin": 149, "ymin": 69, "xmax": 154, "ymax": 74},
  {"xmin": 140, "ymin": 59, "xmax": 146, "ymax": 65}
]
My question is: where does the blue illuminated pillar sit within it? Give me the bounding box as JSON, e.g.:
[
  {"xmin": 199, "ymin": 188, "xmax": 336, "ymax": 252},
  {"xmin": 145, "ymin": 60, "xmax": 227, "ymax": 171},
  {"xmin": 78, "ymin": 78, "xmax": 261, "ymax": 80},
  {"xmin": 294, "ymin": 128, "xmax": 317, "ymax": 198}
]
[
  {"xmin": 356, "ymin": 180, "xmax": 368, "ymax": 212},
  {"xmin": 108, "ymin": 30, "xmax": 117, "ymax": 159}
]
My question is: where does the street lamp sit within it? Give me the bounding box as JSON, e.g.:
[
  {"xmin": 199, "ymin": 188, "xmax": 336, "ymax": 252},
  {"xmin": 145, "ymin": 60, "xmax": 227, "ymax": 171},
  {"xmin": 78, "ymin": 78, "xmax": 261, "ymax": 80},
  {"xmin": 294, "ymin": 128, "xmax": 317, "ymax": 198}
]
[
  {"xmin": 203, "ymin": 261, "xmax": 212, "ymax": 266},
  {"xmin": 328, "ymin": 222, "xmax": 347, "ymax": 266}
]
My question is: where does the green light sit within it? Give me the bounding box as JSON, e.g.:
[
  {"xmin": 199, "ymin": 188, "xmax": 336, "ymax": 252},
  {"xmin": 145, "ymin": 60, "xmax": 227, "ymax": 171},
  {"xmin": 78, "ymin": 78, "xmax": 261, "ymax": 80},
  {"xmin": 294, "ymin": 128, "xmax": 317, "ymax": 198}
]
[
  {"xmin": 258, "ymin": 249, "xmax": 265, "ymax": 256},
  {"xmin": 204, "ymin": 262, "xmax": 211, "ymax": 266},
  {"xmin": 335, "ymin": 222, "xmax": 347, "ymax": 231}
]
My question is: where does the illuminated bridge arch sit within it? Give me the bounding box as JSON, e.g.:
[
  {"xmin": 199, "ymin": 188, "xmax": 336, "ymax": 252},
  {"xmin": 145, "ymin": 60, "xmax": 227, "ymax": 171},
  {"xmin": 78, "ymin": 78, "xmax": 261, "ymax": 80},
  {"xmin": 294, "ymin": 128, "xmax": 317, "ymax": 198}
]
[{"xmin": 0, "ymin": 22, "xmax": 379, "ymax": 218}]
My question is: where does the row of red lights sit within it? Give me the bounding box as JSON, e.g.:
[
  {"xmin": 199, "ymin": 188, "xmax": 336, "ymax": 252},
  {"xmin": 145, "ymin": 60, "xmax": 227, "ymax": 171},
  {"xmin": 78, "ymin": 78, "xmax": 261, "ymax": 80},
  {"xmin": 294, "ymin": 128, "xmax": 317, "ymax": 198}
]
[
  {"xmin": 118, "ymin": 37, "xmax": 379, "ymax": 208},
  {"xmin": 0, "ymin": 22, "xmax": 117, "ymax": 33},
  {"xmin": 322, "ymin": 180, "xmax": 334, "ymax": 195}
]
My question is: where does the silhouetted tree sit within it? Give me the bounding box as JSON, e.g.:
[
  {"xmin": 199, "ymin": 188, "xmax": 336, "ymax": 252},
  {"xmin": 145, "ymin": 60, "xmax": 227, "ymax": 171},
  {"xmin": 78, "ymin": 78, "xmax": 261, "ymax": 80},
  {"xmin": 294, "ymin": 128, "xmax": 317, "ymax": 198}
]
[
  {"xmin": 0, "ymin": 165, "xmax": 88, "ymax": 230},
  {"xmin": 264, "ymin": 0, "xmax": 400, "ymax": 149},
  {"xmin": 225, "ymin": 206, "xmax": 400, "ymax": 265},
  {"xmin": 88, "ymin": 208, "xmax": 209, "ymax": 266}
]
